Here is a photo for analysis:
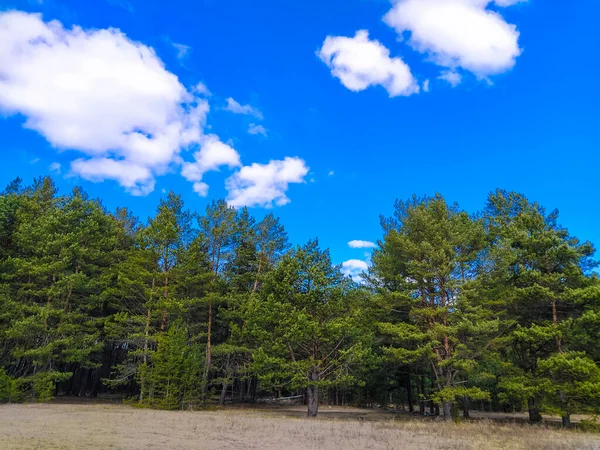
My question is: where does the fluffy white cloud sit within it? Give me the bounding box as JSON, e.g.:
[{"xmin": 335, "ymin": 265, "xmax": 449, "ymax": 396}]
[
  {"xmin": 181, "ymin": 134, "xmax": 241, "ymax": 197},
  {"xmin": 439, "ymin": 70, "xmax": 463, "ymax": 87},
  {"xmin": 383, "ymin": 0, "xmax": 522, "ymax": 77},
  {"xmin": 0, "ymin": 10, "xmax": 213, "ymax": 195},
  {"xmin": 348, "ymin": 240, "xmax": 376, "ymax": 249},
  {"xmin": 71, "ymin": 158, "xmax": 155, "ymax": 196},
  {"xmin": 318, "ymin": 30, "xmax": 419, "ymax": 97},
  {"xmin": 49, "ymin": 162, "xmax": 61, "ymax": 173},
  {"xmin": 248, "ymin": 123, "xmax": 267, "ymax": 136},
  {"xmin": 224, "ymin": 97, "xmax": 263, "ymax": 119},
  {"xmin": 226, "ymin": 157, "xmax": 309, "ymax": 208},
  {"xmin": 341, "ymin": 259, "xmax": 369, "ymax": 283}
]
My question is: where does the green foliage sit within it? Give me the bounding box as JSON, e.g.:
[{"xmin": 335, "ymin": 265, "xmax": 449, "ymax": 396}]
[
  {"xmin": 371, "ymin": 194, "xmax": 491, "ymax": 419},
  {"xmin": 0, "ymin": 177, "xmax": 598, "ymax": 425},
  {"xmin": 243, "ymin": 240, "xmax": 374, "ymax": 413},
  {"xmin": 537, "ymin": 353, "xmax": 600, "ymax": 417},
  {"xmin": 138, "ymin": 321, "xmax": 203, "ymax": 410},
  {"xmin": 0, "ymin": 368, "xmax": 18, "ymax": 403}
]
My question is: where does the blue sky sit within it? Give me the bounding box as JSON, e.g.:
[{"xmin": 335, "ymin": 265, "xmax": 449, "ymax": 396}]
[{"xmin": 0, "ymin": 0, "xmax": 598, "ymax": 277}]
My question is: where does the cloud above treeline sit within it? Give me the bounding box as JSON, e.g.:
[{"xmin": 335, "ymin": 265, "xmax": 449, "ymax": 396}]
[
  {"xmin": 348, "ymin": 240, "xmax": 377, "ymax": 249},
  {"xmin": 0, "ymin": 10, "xmax": 307, "ymax": 206}
]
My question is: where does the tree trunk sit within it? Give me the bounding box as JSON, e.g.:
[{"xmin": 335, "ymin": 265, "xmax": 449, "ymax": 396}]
[
  {"xmin": 252, "ymin": 260, "xmax": 262, "ymax": 293},
  {"xmin": 551, "ymin": 300, "xmax": 562, "ymax": 353},
  {"xmin": 161, "ymin": 268, "xmax": 168, "ymax": 331},
  {"xmin": 219, "ymin": 382, "xmax": 228, "ymax": 406},
  {"xmin": 562, "ymin": 413, "xmax": 572, "ymax": 428},
  {"xmin": 528, "ymin": 397, "xmax": 542, "ymax": 422},
  {"xmin": 419, "ymin": 375, "xmax": 425, "ymax": 415},
  {"xmin": 462, "ymin": 397, "xmax": 470, "ymax": 418},
  {"xmin": 430, "ymin": 375, "xmax": 436, "ymax": 415},
  {"xmin": 442, "ymin": 401, "xmax": 453, "ymax": 422},
  {"xmin": 406, "ymin": 371, "xmax": 414, "ymax": 413},
  {"xmin": 201, "ymin": 299, "xmax": 213, "ymax": 402},
  {"xmin": 307, "ymin": 368, "xmax": 319, "ymax": 417},
  {"xmin": 220, "ymin": 354, "xmax": 231, "ymax": 406}
]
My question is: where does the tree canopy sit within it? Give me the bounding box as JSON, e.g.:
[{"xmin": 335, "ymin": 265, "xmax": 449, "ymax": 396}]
[{"xmin": 0, "ymin": 177, "xmax": 598, "ymax": 425}]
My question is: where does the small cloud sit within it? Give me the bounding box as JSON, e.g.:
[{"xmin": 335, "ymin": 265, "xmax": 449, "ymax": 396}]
[
  {"xmin": 181, "ymin": 135, "xmax": 242, "ymax": 197},
  {"xmin": 172, "ymin": 42, "xmax": 192, "ymax": 61},
  {"xmin": 49, "ymin": 162, "xmax": 61, "ymax": 173},
  {"xmin": 341, "ymin": 259, "xmax": 369, "ymax": 283},
  {"xmin": 161, "ymin": 188, "xmax": 166, "ymax": 194},
  {"xmin": 192, "ymin": 181, "xmax": 209, "ymax": 197},
  {"xmin": 226, "ymin": 157, "xmax": 309, "ymax": 208},
  {"xmin": 348, "ymin": 240, "xmax": 376, "ymax": 249},
  {"xmin": 423, "ymin": 79, "xmax": 430, "ymax": 93},
  {"xmin": 224, "ymin": 98, "xmax": 263, "ymax": 119},
  {"xmin": 318, "ymin": 30, "xmax": 419, "ymax": 97},
  {"xmin": 328, "ymin": 171, "xmax": 335, "ymax": 176},
  {"xmin": 439, "ymin": 70, "xmax": 462, "ymax": 87},
  {"xmin": 248, "ymin": 123, "xmax": 267, "ymax": 136},
  {"xmin": 30, "ymin": 157, "xmax": 40, "ymax": 164},
  {"xmin": 193, "ymin": 82, "xmax": 211, "ymax": 96}
]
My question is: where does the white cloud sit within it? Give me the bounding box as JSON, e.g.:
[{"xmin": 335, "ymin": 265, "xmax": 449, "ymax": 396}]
[
  {"xmin": 248, "ymin": 123, "xmax": 267, "ymax": 136},
  {"xmin": 439, "ymin": 70, "xmax": 462, "ymax": 87},
  {"xmin": 193, "ymin": 82, "xmax": 211, "ymax": 96},
  {"xmin": 226, "ymin": 157, "xmax": 309, "ymax": 208},
  {"xmin": 0, "ymin": 11, "xmax": 309, "ymax": 207},
  {"xmin": 30, "ymin": 157, "xmax": 40, "ymax": 164},
  {"xmin": 328, "ymin": 171, "xmax": 335, "ymax": 176},
  {"xmin": 71, "ymin": 158, "xmax": 155, "ymax": 196},
  {"xmin": 383, "ymin": 0, "xmax": 522, "ymax": 78},
  {"xmin": 224, "ymin": 97, "xmax": 263, "ymax": 119},
  {"xmin": 49, "ymin": 162, "xmax": 61, "ymax": 173},
  {"xmin": 341, "ymin": 259, "xmax": 369, "ymax": 283},
  {"xmin": 181, "ymin": 134, "xmax": 241, "ymax": 197},
  {"xmin": 348, "ymin": 240, "xmax": 376, "ymax": 249},
  {"xmin": 423, "ymin": 79, "xmax": 430, "ymax": 92},
  {"xmin": 318, "ymin": 30, "xmax": 419, "ymax": 97},
  {"xmin": 0, "ymin": 11, "xmax": 211, "ymax": 195}
]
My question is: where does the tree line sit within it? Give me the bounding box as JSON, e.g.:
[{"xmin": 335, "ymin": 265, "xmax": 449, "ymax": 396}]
[{"xmin": 0, "ymin": 177, "xmax": 599, "ymax": 425}]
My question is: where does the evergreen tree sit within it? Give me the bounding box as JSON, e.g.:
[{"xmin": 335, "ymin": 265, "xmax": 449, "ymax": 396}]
[
  {"xmin": 370, "ymin": 194, "xmax": 488, "ymax": 421},
  {"xmin": 244, "ymin": 239, "xmax": 372, "ymax": 416},
  {"xmin": 480, "ymin": 189, "xmax": 599, "ymax": 423}
]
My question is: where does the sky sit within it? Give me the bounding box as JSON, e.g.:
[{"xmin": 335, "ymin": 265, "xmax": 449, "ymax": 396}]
[{"xmin": 0, "ymin": 0, "xmax": 598, "ymax": 280}]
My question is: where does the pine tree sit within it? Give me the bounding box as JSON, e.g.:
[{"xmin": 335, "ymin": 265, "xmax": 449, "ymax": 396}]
[
  {"xmin": 480, "ymin": 189, "xmax": 599, "ymax": 424},
  {"xmin": 244, "ymin": 239, "xmax": 372, "ymax": 416},
  {"xmin": 370, "ymin": 194, "xmax": 488, "ymax": 421}
]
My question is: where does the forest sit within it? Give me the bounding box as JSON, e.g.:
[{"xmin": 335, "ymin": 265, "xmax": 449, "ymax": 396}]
[{"xmin": 0, "ymin": 176, "xmax": 599, "ymax": 427}]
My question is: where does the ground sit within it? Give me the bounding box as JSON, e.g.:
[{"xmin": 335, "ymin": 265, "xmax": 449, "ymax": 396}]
[{"xmin": 1, "ymin": 403, "xmax": 599, "ymax": 450}]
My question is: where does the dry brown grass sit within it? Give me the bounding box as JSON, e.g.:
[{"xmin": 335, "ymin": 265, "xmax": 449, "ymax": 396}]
[{"xmin": 0, "ymin": 403, "xmax": 599, "ymax": 450}]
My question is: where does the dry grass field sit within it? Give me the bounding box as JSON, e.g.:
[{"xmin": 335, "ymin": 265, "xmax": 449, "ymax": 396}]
[{"xmin": 1, "ymin": 403, "xmax": 599, "ymax": 450}]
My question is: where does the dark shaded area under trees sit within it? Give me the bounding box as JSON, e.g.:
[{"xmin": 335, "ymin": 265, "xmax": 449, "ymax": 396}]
[{"xmin": 1, "ymin": 177, "xmax": 599, "ymax": 425}]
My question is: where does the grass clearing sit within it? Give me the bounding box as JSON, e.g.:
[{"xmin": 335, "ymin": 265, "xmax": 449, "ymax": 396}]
[{"xmin": 0, "ymin": 403, "xmax": 599, "ymax": 449}]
